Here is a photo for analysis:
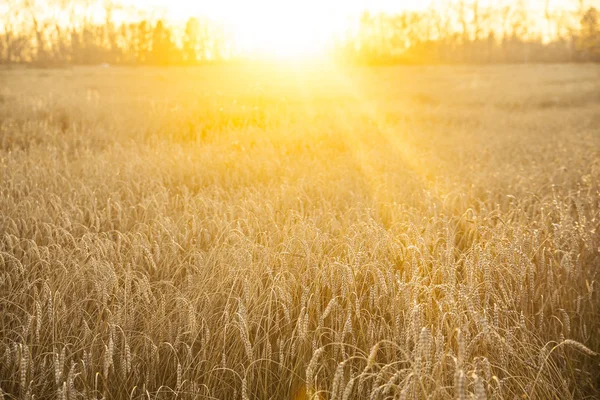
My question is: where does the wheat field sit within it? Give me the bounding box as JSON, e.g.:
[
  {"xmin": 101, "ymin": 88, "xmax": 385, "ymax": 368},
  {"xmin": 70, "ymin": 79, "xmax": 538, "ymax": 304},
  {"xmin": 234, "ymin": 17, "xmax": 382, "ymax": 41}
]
[{"xmin": 0, "ymin": 64, "xmax": 599, "ymax": 399}]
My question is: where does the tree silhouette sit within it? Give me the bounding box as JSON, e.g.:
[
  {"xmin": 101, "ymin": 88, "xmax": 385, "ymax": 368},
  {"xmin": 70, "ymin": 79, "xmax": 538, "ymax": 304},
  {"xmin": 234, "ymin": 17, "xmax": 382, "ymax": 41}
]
[
  {"xmin": 136, "ymin": 20, "xmax": 151, "ymax": 64},
  {"xmin": 578, "ymin": 7, "xmax": 600, "ymax": 60},
  {"xmin": 151, "ymin": 20, "xmax": 178, "ymax": 65},
  {"xmin": 183, "ymin": 18, "xmax": 200, "ymax": 64}
]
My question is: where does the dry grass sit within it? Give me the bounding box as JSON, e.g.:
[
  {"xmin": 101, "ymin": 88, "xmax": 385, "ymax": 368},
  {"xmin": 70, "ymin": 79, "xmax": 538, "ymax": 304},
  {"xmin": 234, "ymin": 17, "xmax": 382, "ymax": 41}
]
[{"xmin": 0, "ymin": 64, "xmax": 599, "ymax": 399}]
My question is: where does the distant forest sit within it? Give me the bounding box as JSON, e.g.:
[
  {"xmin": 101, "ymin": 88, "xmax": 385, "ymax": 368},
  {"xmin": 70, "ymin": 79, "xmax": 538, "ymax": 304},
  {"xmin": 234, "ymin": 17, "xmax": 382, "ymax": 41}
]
[{"xmin": 1, "ymin": 0, "xmax": 599, "ymax": 65}]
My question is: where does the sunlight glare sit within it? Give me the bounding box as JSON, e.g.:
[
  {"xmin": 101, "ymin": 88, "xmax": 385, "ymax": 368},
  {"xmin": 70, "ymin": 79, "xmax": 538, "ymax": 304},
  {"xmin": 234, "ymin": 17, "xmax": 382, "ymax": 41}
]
[
  {"xmin": 125, "ymin": 0, "xmax": 430, "ymax": 59},
  {"xmin": 229, "ymin": 4, "xmax": 338, "ymax": 59}
]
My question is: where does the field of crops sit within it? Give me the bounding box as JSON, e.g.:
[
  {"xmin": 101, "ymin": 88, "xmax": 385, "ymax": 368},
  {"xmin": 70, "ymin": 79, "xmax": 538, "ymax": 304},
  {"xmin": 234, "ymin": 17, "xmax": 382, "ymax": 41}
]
[{"xmin": 1, "ymin": 64, "xmax": 599, "ymax": 399}]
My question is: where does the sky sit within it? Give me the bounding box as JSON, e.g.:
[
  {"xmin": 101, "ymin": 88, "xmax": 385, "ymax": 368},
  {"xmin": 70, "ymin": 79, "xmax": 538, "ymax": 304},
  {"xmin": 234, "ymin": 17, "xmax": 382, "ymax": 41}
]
[
  {"xmin": 118, "ymin": 0, "xmax": 600, "ymax": 30},
  {"xmin": 5, "ymin": 0, "xmax": 596, "ymax": 53},
  {"xmin": 113, "ymin": 0, "xmax": 599, "ymax": 56},
  {"xmin": 116, "ymin": 0, "xmax": 436, "ymax": 55},
  {"xmin": 124, "ymin": 0, "xmax": 432, "ymax": 22},
  {"xmin": 124, "ymin": 0, "xmax": 596, "ymax": 20}
]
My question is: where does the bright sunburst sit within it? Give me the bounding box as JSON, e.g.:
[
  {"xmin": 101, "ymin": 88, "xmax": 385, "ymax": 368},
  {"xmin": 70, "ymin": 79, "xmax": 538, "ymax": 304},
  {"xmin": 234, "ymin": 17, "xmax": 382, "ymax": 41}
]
[
  {"xmin": 225, "ymin": 3, "xmax": 342, "ymax": 59},
  {"xmin": 125, "ymin": 0, "xmax": 430, "ymax": 59}
]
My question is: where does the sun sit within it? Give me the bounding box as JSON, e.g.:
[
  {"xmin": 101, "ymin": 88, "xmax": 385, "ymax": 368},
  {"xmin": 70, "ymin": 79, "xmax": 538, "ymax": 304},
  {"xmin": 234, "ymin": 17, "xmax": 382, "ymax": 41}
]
[
  {"xmin": 233, "ymin": 18, "xmax": 330, "ymax": 59},
  {"xmin": 129, "ymin": 0, "xmax": 349, "ymax": 59},
  {"xmin": 126, "ymin": 0, "xmax": 431, "ymax": 60},
  {"xmin": 223, "ymin": 2, "xmax": 346, "ymax": 60}
]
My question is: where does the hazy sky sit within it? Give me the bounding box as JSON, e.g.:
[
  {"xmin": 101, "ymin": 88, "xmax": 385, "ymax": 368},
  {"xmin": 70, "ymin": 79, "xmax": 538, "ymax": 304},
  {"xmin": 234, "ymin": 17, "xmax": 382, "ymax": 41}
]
[
  {"xmin": 125, "ymin": 0, "xmax": 432, "ymax": 21},
  {"xmin": 122, "ymin": 0, "xmax": 597, "ymax": 23}
]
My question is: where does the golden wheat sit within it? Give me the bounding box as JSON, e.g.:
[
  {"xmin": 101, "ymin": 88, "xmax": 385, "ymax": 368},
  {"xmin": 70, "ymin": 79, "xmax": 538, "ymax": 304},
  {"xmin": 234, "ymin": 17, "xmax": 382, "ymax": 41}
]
[{"xmin": 0, "ymin": 64, "xmax": 598, "ymax": 399}]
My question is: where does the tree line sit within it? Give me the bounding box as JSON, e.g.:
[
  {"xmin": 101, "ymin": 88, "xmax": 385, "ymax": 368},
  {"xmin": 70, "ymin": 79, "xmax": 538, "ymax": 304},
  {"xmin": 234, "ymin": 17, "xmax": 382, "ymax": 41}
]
[{"xmin": 1, "ymin": 0, "xmax": 599, "ymax": 66}]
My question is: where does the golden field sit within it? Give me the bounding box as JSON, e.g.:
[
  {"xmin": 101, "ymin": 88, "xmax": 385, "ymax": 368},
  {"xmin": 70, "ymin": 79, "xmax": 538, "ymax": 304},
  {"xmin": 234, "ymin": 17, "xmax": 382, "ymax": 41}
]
[{"xmin": 0, "ymin": 64, "xmax": 599, "ymax": 399}]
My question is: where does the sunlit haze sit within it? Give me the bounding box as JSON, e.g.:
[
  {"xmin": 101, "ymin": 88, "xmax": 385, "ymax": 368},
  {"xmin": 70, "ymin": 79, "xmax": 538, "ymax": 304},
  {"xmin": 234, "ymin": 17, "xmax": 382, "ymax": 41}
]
[
  {"xmin": 2, "ymin": 0, "xmax": 598, "ymax": 60},
  {"xmin": 115, "ymin": 0, "xmax": 594, "ymax": 59},
  {"xmin": 124, "ymin": 0, "xmax": 432, "ymax": 58}
]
